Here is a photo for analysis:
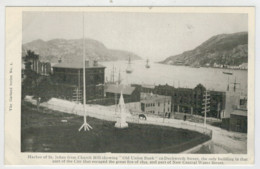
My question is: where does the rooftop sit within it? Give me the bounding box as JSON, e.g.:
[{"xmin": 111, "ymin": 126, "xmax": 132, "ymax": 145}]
[
  {"xmin": 53, "ymin": 61, "xmax": 105, "ymax": 69},
  {"xmin": 141, "ymin": 84, "xmax": 155, "ymax": 89},
  {"xmin": 141, "ymin": 93, "xmax": 171, "ymax": 103},
  {"xmin": 105, "ymin": 84, "xmax": 136, "ymax": 95},
  {"xmin": 231, "ymin": 109, "xmax": 247, "ymax": 117}
]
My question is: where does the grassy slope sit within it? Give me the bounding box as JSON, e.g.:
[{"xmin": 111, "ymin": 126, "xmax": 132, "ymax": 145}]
[{"xmin": 21, "ymin": 103, "xmax": 210, "ymax": 153}]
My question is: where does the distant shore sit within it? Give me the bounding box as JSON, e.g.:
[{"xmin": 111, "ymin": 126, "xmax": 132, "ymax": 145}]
[{"xmin": 157, "ymin": 62, "xmax": 248, "ymax": 71}]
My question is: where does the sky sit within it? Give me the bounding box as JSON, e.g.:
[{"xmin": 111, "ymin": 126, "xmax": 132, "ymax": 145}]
[{"xmin": 22, "ymin": 12, "xmax": 248, "ymax": 61}]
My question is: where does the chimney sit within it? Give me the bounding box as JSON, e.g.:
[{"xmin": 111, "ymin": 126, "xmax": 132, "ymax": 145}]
[
  {"xmin": 58, "ymin": 57, "xmax": 62, "ymax": 63},
  {"xmin": 85, "ymin": 60, "xmax": 89, "ymax": 67}
]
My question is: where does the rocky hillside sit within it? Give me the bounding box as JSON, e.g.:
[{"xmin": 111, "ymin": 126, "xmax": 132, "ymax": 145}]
[
  {"xmin": 160, "ymin": 32, "xmax": 248, "ymax": 67},
  {"xmin": 22, "ymin": 38, "xmax": 141, "ymax": 63}
]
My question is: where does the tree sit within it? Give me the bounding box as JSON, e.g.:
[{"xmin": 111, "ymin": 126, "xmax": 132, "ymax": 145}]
[
  {"xmin": 24, "ymin": 50, "xmax": 39, "ymax": 72},
  {"xmin": 22, "ymin": 50, "xmax": 40, "ymax": 99},
  {"xmin": 34, "ymin": 76, "xmax": 54, "ymax": 102}
]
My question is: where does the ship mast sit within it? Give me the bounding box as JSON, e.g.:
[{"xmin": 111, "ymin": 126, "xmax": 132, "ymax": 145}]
[
  {"xmin": 146, "ymin": 58, "xmax": 150, "ymax": 68},
  {"xmin": 126, "ymin": 57, "xmax": 133, "ymax": 73},
  {"xmin": 79, "ymin": 13, "xmax": 92, "ymax": 131}
]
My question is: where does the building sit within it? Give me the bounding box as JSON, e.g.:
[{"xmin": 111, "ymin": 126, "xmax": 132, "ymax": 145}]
[
  {"xmin": 139, "ymin": 84, "xmax": 155, "ymax": 93},
  {"xmin": 221, "ymin": 91, "xmax": 241, "ymax": 118},
  {"xmin": 52, "ymin": 60, "xmax": 105, "ymax": 102},
  {"xmin": 22, "ymin": 57, "xmax": 52, "ymax": 78},
  {"xmin": 140, "ymin": 93, "xmax": 171, "ymax": 117},
  {"xmin": 27, "ymin": 57, "xmax": 52, "ymax": 76},
  {"xmin": 221, "ymin": 90, "xmax": 247, "ymax": 132},
  {"xmin": 105, "ymin": 84, "xmax": 140, "ymax": 104},
  {"xmin": 239, "ymin": 63, "xmax": 248, "ymax": 70},
  {"xmin": 229, "ymin": 109, "xmax": 247, "ymax": 133},
  {"xmin": 146, "ymin": 84, "xmax": 226, "ymax": 118}
]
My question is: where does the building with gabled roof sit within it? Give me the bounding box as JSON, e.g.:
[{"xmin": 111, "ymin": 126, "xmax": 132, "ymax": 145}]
[{"xmin": 105, "ymin": 84, "xmax": 140, "ymax": 104}]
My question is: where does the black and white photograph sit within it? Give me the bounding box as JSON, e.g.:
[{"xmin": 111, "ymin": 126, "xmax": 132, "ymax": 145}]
[{"xmin": 20, "ymin": 10, "xmax": 249, "ymax": 155}]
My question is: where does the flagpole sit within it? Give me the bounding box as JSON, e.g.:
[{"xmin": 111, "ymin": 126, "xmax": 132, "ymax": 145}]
[{"xmin": 79, "ymin": 12, "xmax": 92, "ymax": 131}]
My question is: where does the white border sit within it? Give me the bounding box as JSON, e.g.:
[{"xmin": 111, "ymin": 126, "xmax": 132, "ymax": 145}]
[{"xmin": 0, "ymin": 0, "xmax": 259, "ymax": 169}]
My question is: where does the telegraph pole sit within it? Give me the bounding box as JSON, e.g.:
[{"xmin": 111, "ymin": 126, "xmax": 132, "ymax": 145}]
[
  {"xmin": 202, "ymin": 90, "xmax": 210, "ymax": 127},
  {"xmin": 163, "ymin": 96, "xmax": 166, "ymax": 123}
]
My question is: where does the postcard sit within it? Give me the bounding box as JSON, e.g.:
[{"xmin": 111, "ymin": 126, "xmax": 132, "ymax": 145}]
[{"xmin": 4, "ymin": 7, "xmax": 255, "ymax": 165}]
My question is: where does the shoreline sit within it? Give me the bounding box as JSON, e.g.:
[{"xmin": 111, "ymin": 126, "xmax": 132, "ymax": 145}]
[{"xmin": 156, "ymin": 62, "xmax": 248, "ymax": 71}]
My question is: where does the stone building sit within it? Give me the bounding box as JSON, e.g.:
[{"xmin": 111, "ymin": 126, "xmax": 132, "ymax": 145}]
[{"xmin": 140, "ymin": 93, "xmax": 172, "ymax": 117}]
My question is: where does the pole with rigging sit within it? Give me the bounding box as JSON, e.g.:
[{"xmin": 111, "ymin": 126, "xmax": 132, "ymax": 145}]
[{"xmin": 79, "ymin": 13, "xmax": 92, "ymax": 131}]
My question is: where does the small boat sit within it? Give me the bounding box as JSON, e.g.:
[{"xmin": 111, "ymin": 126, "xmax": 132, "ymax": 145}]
[
  {"xmin": 223, "ymin": 72, "xmax": 233, "ymax": 75},
  {"xmin": 126, "ymin": 57, "xmax": 133, "ymax": 74},
  {"xmin": 145, "ymin": 59, "xmax": 150, "ymax": 69}
]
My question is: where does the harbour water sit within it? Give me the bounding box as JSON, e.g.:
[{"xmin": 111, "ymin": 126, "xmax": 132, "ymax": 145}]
[{"xmin": 101, "ymin": 60, "xmax": 248, "ymax": 96}]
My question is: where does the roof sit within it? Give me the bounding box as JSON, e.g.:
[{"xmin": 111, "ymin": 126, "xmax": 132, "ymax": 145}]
[
  {"xmin": 53, "ymin": 61, "xmax": 105, "ymax": 69},
  {"xmin": 141, "ymin": 93, "xmax": 171, "ymax": 103},
  {"xmin": 239, "ymin": 63, "xmax": 248, "ymax": 67},
  {"xmin": 231, "ymin": 110, "xmax": 247, "ymax": 117},
  {"xmin": 141, "ymin": 84, "xmax": 155, "ymax": 89},
  {"xmin": 105, "ymin": 84, "xmax": 136, "ymax": 95}
]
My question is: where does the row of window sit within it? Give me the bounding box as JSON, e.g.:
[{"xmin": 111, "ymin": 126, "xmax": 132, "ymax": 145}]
[
  {"xmin": 145, "ymin": 101, "xmax": 171, "ymax": 107},
  {"xmin": 54, "ymin": 73, "xmax": 104, "ymax": 85},
  {"xmin": 146, "ymin": 103, "xmax": 155, "ymax": 107}
]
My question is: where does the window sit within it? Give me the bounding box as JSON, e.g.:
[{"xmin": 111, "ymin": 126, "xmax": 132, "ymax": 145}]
[
  {"xmin": 89, "ymin": 75, "xmax": 94, "ymax": 83},
  {"xmin": 141, "ymin": 103, "xmax": 145, "ymax": 111}
]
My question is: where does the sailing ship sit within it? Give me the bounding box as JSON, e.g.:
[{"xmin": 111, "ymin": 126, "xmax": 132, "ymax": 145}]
[
  {"xmin": 126, "ymin": 57, "xmax": 133, "ymax": 74},
  {"xmin": 145, "ymin": 59, "xmax": 150, "ymax": 69}
]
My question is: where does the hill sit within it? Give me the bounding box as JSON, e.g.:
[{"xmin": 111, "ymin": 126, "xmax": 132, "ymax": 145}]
[
  {"xmin": 160, "ymin": 32, "xmax": 248, "ymax": 67},
  {"xmin": 22, "ymin": 38, "xmax": 141, "ymax": 63}
]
